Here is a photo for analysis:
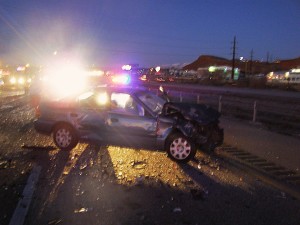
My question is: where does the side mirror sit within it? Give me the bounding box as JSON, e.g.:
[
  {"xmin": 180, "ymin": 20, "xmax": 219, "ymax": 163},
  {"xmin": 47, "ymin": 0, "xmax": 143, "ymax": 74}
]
[
  {"xmin": 159, "ymin": 85, "xmax": 170, "ymax": 102},
  {"xmin": 159, "ymin": 85, "xmax": 164, "ymax": 93}
]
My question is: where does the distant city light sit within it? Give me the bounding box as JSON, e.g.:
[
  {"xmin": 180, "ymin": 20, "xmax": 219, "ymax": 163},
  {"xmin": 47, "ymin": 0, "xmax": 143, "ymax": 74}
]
[
  {"xmin": 208, "ymin": 66, "xmax": 216, "ymax": 72},
  {"xmin": 291, "ymin": 68, "xmax": 300, "ymax": 73},
  {"xmin": 122, "ymin": 65, "xmax": 132, "ymax": 71},
  {"xmin": 17, "ymin": 66, "xmax": 26, "ymax": 71}
]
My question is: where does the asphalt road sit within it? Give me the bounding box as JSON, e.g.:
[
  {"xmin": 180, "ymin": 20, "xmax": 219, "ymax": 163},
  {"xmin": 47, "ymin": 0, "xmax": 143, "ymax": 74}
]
[
  {"xmin": 0, "ymin": 88, "xmax": 300, "ymax": 225},
  {"xmin": 221, "ymin": 117, "xmax": 300, "ymax": 172}
]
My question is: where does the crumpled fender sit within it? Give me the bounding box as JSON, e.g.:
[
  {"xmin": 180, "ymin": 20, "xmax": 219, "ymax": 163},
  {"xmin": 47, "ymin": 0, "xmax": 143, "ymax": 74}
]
[
  {"xmin": 157, "ymin": 114, "xmax": 199, "ymax": 139},
  {"xmin": 175, "ymin": 120, "xmax": 196, "ymax": 137},
  {"xmin": 161, "ymin": 102, "xmax": 221, "ymax": 144}
]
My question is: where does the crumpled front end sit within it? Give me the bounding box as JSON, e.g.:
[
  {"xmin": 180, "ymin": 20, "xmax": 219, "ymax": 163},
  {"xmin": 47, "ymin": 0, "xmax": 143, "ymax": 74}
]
[{"xmin": 161, "ymin": 102, "xmax": 224, "ymax": 150}]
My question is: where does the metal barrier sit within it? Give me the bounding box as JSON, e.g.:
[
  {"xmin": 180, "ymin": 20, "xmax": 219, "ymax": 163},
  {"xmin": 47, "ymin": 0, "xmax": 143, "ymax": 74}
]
[{"xmin": 158, "ymin": 89, "xmax": 300, "ymax": 135}]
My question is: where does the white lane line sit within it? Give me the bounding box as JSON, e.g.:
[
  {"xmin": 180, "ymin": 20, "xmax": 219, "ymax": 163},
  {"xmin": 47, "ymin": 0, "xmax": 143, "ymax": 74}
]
[{"xmin": 9, "ymin": 165, "xmax": 42, "ymax": 225}]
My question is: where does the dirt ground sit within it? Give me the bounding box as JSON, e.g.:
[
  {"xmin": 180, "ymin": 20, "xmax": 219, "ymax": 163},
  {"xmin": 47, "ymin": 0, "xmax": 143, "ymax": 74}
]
[{"xmin": 1, "ymin": 93, "xmax": 300, "ymax": 225}]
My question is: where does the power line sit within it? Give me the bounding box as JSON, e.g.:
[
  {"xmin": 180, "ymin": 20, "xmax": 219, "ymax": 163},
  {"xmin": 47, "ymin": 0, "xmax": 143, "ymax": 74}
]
[{"xmin": 249, "ymin": 49, "xmax": 253, "ymax": 75}]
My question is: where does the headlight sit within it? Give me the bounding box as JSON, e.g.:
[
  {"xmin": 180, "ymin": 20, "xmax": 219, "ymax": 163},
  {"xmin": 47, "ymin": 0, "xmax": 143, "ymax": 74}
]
[
  {"xmin": 10, "ymin": 77, "xmax": 16, "ymax": 84},
  {"xmin": 18, "ymin": 77, "xmax": 25, "ymax": 84},
  {"xmin": 96, "ymin": 92, "xmax": 109, "ymax": 105}
]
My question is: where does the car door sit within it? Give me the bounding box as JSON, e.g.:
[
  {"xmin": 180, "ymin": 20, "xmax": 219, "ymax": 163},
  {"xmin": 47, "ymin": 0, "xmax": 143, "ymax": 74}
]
[
  {"xmin": 105, "ymin": 92, "xmax": 157, "ymax": 148},
  {"xmin": 72, "ymin": 91, "xmax": 109, "ymax": 142}
]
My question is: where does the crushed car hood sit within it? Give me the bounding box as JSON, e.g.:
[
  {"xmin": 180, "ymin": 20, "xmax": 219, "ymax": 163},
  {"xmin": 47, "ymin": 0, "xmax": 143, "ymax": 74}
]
[{"xmin": 162, "ymin": 102, "xmax": 220, "ymax": 124}]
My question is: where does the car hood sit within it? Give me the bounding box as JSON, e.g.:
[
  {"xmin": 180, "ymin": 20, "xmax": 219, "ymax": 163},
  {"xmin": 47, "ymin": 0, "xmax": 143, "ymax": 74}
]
[{"xmin": 162, "ymin": 102, "xmax": 220, "ymax": 124}]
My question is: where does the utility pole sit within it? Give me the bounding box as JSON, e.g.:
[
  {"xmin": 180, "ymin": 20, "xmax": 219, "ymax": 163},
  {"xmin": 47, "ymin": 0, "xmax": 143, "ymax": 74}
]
[
  {"xmin": 231, "ymin": 36, "xmax": 236, "ymax": 80},
  {"xmin": 249, "ymin": 49, "xmax": 253, "ymax": 76}
]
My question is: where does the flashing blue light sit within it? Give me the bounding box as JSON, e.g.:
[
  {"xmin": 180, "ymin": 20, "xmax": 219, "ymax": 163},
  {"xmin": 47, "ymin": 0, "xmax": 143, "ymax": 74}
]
[{"xmin": 112, "ymin": 74, "xmax": 131, "ymax": 85}]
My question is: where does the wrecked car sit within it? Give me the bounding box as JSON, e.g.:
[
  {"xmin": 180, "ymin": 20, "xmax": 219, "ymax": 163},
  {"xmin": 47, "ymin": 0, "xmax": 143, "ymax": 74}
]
[{"xmin": 34, "ymin": 86, "xmax": 223, "ymax": 162}]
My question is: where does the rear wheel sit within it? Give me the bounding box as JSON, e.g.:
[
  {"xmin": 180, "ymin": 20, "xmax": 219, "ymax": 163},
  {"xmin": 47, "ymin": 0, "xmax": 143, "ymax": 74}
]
[
  {"xmin": 166, "ymin": 133, "xmax": 196, "ymax": 163},
  {"xmin": 53, "ymin": 124, "xmax": 78, "ymax": 151}
]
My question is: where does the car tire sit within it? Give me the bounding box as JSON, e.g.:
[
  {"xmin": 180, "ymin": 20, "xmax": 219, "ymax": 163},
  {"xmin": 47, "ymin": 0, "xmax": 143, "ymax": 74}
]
[
  {"xmin": 165, "ymin": 133, "xmax": 196, "ymax": 163},
  {"xmin": 53, "ymin": 124, "xmax": 78, "ymax": 151}
]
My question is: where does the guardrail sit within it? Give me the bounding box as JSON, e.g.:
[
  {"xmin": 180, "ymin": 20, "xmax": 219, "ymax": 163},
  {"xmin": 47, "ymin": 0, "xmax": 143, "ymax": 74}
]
[{"xmin": 157, "ymin": 89, "xmax": 300, "ymax": 135}]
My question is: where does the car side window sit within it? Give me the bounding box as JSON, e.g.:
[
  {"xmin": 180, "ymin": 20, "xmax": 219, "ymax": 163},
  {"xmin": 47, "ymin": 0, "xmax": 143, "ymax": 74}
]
[
  {"xmin": 78, "ymin": 91, "xmax": 109, "ymax": 110},
  {"xmin": 110, "ymin": 92, "xmax": 144, "ymax": 116}
]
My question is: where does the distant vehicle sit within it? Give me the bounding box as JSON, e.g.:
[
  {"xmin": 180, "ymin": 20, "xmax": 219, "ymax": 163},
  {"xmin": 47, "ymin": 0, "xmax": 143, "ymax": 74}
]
[
  {"xmin": 286, "ymin": 69, "xmax": 300, "ymax": 84},
  {"xmin": 267, "ymin": 68, "xmax": 300, "ymax": 90},
  {"xmin": 1, "ymin": 74, "xmax": 32, "ymax": 92},
  {"xmin": 34, "ymin": 86, "xmax": 224, "ymax": 163}
]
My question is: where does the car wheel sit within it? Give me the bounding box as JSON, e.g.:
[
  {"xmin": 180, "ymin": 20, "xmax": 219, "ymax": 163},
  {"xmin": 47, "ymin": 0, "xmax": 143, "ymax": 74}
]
[
  {"xmin": 53, "ymin": 124, "xmax": 78, "ymax": 151},
  {"xmin": 166, "ymin": 133, "xmax": 196, "ymax": 163}
]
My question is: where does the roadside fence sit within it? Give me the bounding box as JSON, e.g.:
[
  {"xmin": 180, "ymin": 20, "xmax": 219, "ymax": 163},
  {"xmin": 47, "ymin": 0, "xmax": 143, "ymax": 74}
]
[{"xmin": 161, "ymin": 90, "xmax": 300, "ymax": 135}]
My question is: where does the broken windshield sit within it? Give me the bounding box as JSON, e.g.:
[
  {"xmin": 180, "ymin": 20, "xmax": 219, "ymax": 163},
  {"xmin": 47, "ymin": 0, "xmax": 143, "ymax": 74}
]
[{"xmin": 136, "ymin": 92, "xmax": 166, "ymax": 115}]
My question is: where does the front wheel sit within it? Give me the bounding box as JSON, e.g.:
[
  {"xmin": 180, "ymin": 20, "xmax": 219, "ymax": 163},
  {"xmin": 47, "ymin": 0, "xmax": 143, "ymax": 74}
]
[
  {"xmin": 165, "ymin": 133, "xmax": 196, "ymax": 163},
  {"xmin": 53, "ymin": 124, "xmax": 78, "ymax": 151}
]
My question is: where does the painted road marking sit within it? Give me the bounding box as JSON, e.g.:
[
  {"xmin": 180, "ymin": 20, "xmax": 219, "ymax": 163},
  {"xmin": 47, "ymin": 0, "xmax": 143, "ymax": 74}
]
[{"xmin": 9, "ymin": 165, "xmax": 41, "ymax": 225}]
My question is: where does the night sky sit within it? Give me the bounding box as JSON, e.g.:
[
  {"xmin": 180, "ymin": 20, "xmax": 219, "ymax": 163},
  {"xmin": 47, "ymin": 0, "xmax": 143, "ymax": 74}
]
[{"xmin": 0, "ymin": 0, "xmax": 299, "ymax": 68}]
